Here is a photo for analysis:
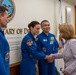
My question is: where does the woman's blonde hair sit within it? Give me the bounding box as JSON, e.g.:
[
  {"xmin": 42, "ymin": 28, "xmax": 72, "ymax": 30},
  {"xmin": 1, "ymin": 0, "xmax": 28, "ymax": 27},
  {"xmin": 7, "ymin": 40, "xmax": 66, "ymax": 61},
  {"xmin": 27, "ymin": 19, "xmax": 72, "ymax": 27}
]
[{"xmin": 59, "ymin": 23, "xmax": 76, "ymax": 40}]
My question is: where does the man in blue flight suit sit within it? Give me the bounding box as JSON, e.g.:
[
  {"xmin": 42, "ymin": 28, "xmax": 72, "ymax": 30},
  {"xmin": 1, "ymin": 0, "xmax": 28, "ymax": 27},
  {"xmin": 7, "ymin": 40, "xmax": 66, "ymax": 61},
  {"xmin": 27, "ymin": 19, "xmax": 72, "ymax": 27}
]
[
  {"xmin": 0, "ymin": 6, "xmax": 10, "ymax": 75},
  {"xmin": 36, "ymin": 20, "xmax": 59, "ymax": 75}
]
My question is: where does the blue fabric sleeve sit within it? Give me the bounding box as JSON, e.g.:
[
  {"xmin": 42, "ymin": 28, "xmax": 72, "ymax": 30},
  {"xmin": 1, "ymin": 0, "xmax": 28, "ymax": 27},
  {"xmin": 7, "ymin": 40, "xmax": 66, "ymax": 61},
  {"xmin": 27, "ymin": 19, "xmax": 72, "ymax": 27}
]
[
  {"xmin": 26, "ymin": 44, "xmax": 46, "ymax": 59},
  {"xmin": 0, "ymin": 53, "xmax": 7, "ymax": 75},
  {"xmin": 25, "ymin": 39, "xmax": 46, "ymax": 59}
]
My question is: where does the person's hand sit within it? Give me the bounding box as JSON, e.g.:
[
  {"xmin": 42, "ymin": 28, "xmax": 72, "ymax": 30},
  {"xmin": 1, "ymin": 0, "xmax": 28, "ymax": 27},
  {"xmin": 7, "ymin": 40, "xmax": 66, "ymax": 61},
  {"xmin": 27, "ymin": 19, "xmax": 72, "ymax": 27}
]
[
  {"xmin": 47, "ymin": 54, "xmax": 55, "ymax": 63},
  {"xmin": 44, "ymin": 54, "xmax": 55, "ymax": 63},
  {"xmin": 35, "ymin": 63, "xmax": 39, "ymax": 73},
  {"xmin": 62, "ymin": 69, "xmax": 68, "ymax": 75}
]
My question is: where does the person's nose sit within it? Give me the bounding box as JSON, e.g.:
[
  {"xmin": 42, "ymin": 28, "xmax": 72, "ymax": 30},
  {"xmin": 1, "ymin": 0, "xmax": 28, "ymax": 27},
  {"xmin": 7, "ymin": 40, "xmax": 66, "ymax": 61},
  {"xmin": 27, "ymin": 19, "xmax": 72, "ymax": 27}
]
[{"xmin": 7, "ymin": 19, "xmax": 9, "ymax": 23}]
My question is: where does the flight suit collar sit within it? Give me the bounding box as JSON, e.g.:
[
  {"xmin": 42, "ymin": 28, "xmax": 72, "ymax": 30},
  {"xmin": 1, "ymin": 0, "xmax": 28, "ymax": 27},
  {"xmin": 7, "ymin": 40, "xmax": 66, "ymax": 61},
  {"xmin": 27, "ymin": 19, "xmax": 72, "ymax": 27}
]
[
  {"xmin": 42, "ymin": 32, "xmax": 50, "ymax": 37},
  {"xmin": 0, "ymin": 28, "xmax": 4, "ymax": 35},
  {"xmin": 28, "ymin": 32, "xmax": 35, "ymax": 40}
]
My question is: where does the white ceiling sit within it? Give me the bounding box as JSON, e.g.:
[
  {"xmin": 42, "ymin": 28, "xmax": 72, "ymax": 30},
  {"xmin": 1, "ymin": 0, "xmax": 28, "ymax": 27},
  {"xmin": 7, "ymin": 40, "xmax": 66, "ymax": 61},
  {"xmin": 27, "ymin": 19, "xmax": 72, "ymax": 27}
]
[{"xmin": 63, "ymin": 0, "xmax": 76, "ymax": 6}]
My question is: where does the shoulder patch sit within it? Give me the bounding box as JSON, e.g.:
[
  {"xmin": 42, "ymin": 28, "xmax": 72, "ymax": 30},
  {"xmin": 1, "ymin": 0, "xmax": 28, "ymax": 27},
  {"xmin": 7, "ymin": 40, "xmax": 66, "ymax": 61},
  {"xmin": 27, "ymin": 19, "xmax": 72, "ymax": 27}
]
[{"xmin": 26, "ymin": 39, "xmax": 33, "ymax": 46}]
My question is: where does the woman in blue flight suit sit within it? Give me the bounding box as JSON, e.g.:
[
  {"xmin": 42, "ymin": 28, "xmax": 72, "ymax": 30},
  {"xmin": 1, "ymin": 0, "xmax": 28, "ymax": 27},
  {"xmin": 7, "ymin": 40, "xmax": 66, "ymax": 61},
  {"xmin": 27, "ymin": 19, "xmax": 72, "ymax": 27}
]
[
  {"xmin": 36, "ymin": 20, "xmax": 59, "ymax": 75},
  {"xmin": 20, "ymin": 21, "xmax": 51, "ymax": 75}
]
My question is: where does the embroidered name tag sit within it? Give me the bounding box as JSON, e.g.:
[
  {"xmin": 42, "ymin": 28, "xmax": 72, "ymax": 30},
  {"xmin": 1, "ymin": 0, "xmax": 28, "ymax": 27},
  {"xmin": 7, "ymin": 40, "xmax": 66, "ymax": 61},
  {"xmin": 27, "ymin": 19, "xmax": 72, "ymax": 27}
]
[{"xmin": 43, "ymin": 39, "xmax": 47, "ymax": 42}]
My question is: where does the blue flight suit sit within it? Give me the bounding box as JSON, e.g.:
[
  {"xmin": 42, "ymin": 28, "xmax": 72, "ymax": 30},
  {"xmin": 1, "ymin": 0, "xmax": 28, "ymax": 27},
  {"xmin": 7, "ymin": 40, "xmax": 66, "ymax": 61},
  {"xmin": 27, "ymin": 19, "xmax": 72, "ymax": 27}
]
[
  {"xmin": 36, "ymin": 32, "xmax": 59, "ymax": 75},
  {"xmin": 20, "ymin": 32, "xmax": 46, "ymax": 75},
  {"xmin": 0, "ymin": 28, "xmax": 10, "ymax": 75}
]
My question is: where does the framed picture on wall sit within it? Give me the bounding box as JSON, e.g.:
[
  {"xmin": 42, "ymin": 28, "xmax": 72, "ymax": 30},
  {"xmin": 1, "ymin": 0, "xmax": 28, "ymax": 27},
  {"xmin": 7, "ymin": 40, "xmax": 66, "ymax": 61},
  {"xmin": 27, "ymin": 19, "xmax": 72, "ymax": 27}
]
[
  {"xmin": 65, "ymin": 6, "xmax": 71, "ymax": 23},
  {"xmin": 0, "ymin": 0, "xmax": 16, "ymax": 21}
]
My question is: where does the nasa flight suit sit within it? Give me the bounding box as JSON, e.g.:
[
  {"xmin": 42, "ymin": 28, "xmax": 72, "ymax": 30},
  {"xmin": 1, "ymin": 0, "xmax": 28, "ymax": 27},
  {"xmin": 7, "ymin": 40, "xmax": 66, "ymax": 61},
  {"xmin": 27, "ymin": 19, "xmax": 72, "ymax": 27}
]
[
  {"xmin": 37, "ymin": 32, "xmax": 59, "ymax": 75},
  {"xmin": 20, "ymin": 32, "xmax": 46, "ymax": 75},
  {"xmin": 0, "ymin": 28, "xmax": 10, "ymax": 75}
]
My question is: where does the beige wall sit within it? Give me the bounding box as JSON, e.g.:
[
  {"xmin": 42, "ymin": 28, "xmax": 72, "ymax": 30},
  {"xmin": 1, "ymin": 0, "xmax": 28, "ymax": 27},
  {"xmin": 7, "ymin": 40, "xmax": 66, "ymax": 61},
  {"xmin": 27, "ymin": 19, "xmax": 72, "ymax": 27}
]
[{"xmin": 7, "ymin": 0, "xmax": 75, "ymax": 64}]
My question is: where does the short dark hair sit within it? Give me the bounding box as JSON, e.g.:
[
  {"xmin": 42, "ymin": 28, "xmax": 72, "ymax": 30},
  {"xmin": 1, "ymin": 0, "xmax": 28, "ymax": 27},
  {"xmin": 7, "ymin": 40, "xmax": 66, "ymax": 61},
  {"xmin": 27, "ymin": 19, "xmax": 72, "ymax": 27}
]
[
  {"xmin": 41, "ymin": 20, "xmax": 49, "ymax": 25},
  {"xmin": 28, "ymin": 21, "xmax": 40, "ymax": 29},
  {"xmin": 0, "ymin": 6, "xmax": 8, "ymax": 15}
]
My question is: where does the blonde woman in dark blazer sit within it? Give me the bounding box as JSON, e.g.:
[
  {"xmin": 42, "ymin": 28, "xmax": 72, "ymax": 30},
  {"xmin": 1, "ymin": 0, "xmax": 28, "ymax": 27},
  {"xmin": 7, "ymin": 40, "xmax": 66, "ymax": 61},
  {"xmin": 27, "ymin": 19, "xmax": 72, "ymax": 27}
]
[{"xmin": 50, "ymin": 23, "xmax": 76, "ymax": 75}]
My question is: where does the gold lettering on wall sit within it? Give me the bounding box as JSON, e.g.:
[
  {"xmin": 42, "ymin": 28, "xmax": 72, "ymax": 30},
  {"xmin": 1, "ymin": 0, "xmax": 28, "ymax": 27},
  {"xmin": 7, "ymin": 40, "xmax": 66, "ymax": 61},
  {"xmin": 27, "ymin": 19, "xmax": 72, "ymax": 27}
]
[
  {"xmin": 24, "ymin": 28, "xmax": 29, "ymax": 34},
  {"xmin": 3, "ymin": 28, "xmax": 29, "ymax": 35},
  {"xmin": 3, "ymin": 28, "xmax": 15, "ymax": 34},
  {"xmin": 16, "ymin": 29, "xmax": 23, "ymax": 34}
]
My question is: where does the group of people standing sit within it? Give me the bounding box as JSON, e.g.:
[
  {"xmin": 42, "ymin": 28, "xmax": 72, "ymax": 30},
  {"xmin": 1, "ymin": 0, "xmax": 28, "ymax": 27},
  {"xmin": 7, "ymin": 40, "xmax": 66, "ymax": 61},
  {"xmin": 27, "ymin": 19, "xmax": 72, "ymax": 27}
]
[
  {"xmin": 0, "ymin": 5, "xmax": 76, "ymax": 75},
  {"xmin": 20, "ymin": 20, "xmax": 76, "ymax": 75},
  {"xmin": 20, "ymin": 20, "xmax": 59, "ymax": 75}
]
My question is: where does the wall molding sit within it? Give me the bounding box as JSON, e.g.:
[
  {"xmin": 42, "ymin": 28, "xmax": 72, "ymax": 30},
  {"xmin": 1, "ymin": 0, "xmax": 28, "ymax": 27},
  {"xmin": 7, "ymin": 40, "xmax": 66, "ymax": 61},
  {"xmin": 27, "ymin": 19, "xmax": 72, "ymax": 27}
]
[{"xmin": 10, "ymin": 62, "xmax": 20, "ymax": 75}]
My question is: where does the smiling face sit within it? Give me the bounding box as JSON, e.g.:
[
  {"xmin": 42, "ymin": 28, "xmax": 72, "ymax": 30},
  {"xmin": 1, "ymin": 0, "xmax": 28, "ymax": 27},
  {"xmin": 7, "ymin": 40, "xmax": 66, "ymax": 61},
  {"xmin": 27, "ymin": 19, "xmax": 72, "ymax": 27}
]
[
  {"xmin": 0, "ymin": 10, "xmax": 9, "ymax": 28},
  {"xmin": 41, "ymin": 21, "xmax": 50, "ymax": 33},
  {"xmin": 31, "ymin": 24, "xmax": 41, "ymax": 35}
]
